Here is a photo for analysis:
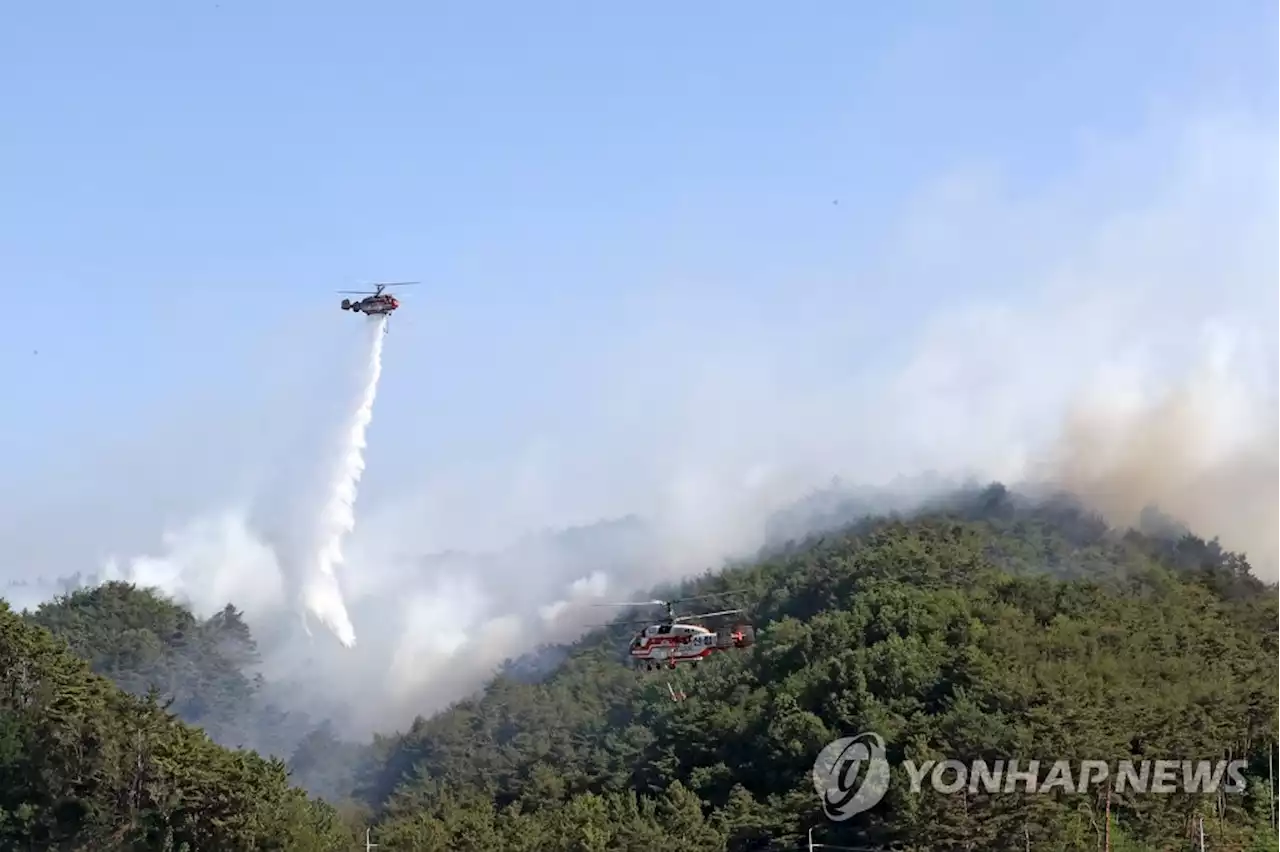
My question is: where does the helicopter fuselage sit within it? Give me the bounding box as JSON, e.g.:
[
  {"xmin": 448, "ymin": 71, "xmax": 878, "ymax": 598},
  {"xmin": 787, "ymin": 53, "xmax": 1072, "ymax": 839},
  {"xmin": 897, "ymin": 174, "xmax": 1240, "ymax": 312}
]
[
  {"xmin": 341, "ymin": 294, "xmax": 399, "ymax": 315},
  {"xmin": 628, "ymin": 621, "xmax": 753, "ymax": 670}
]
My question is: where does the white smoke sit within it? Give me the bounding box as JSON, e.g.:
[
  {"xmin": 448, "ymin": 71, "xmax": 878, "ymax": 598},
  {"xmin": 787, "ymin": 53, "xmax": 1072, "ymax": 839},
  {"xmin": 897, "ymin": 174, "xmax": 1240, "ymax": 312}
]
[
  {"xmin": 100, "ymin": 507, "xmax": 286, "ymax": 621},
  {"xmin": 7, "ymin": 108, "xmax": 1273, "ymax": 739},
  {"xmin": 303, "ymin": 316, "xmax": 388, "ymax": 649}
]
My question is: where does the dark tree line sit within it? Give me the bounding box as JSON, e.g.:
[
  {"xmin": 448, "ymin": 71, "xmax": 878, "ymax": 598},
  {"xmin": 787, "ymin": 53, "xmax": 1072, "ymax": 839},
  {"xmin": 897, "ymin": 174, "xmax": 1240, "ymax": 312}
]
[{"xmin": 0, "ymin": 598, "xmax": 352, "ymax": 850}]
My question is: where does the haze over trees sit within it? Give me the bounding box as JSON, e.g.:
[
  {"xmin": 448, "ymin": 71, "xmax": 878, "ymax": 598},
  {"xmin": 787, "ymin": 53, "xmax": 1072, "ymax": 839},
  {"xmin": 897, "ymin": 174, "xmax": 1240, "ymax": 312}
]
[{"xmin": 2, "ymin": 484, "xmax": 1276, "ymax": 850}]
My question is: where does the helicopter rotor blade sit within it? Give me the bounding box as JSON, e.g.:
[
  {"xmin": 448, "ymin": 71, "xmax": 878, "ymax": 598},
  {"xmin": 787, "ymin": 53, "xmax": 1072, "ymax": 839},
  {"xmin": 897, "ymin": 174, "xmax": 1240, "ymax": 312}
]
[
  {"xmin": 592, "ymin": 600, "xmax": 666, "ymax": 608},
  {"xmin": 674, "ymin": 608, "xmax": 744, "ymax": 622},
  {"xmin": 664, "ymin": 590, "xmax": 748, "ymax": 605}
]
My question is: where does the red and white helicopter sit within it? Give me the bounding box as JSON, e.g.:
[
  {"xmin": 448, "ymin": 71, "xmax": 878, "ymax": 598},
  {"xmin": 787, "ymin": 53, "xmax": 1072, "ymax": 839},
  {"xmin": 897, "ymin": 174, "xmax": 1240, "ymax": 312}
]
[
  {"xmin": 338, "ymin": 281, "xmax": 416, "ymax": 317},
  {"xmin": 598, "ymin": 592, "xmax": 756, "ymax": 672}
]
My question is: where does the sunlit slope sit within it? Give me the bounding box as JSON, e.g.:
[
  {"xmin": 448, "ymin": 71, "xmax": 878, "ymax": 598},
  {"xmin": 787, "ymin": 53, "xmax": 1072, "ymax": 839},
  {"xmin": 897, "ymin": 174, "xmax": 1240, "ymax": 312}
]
[{"xmin": 358, "ymin": 486, "xmax": 1278, "ymax": 850}]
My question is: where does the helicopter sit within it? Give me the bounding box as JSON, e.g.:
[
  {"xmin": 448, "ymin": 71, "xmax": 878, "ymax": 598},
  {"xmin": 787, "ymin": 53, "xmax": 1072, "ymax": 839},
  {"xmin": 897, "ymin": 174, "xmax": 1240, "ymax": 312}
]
[
  {"xmin": 596, "ymin": 591, "xmax": 756, "ymax": 672},
  {"xmin": 338, "ymin": 281, "xmax": 417, "ymax": 318}
]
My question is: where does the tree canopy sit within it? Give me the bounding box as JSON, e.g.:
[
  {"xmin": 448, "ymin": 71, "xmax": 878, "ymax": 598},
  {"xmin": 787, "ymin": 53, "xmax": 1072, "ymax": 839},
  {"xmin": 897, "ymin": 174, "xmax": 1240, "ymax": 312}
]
[
  {"xmin": 3, "ymin": 484, "xmax": 1277, "ymax": 850},
  {"xmin": 0, "ymin": 597, "xmax": 352, "ymax": 850}
]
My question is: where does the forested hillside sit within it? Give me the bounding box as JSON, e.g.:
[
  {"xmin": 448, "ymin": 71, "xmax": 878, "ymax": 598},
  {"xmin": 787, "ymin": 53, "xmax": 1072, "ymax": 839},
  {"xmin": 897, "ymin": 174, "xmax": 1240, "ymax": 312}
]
[
  {"xmin": 0, "ymin": 599, "xmax": 353, "ymax": 850},
  {"xmin": 345, "ymin": 486, "xmax": 1278, "ymax": 850},
  {"xmin": 27, "ymin": 586, "xmax": 273, "ymax": 752},
  {"xmin": 3, "ymin": 484, "xmax": 1277, "ymax": 850},
  {"xmin": 18, "ymin": 581, "xmax": 369, "ymax": 809}
]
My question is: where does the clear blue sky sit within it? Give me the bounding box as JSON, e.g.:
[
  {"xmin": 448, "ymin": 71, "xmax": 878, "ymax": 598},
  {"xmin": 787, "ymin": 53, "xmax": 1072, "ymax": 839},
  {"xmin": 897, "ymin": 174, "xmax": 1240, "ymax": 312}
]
[{"xmin": 0, "ymin": 1, "xmax": 1274, "ymax": 531}]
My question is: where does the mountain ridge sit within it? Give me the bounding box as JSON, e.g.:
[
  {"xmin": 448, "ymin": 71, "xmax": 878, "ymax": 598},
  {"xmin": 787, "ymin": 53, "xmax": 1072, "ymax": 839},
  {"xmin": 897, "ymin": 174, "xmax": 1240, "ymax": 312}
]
[{"xmin": 3, "ymin": 482, "xmax": 1276, "ymax": 850}]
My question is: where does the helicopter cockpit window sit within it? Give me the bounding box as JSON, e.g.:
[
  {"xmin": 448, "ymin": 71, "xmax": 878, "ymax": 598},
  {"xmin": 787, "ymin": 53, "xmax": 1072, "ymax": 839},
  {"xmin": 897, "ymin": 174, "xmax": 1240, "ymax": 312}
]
[{"xmin": 657, "ymin": 625, "xmax": 672, "ymax": 635}]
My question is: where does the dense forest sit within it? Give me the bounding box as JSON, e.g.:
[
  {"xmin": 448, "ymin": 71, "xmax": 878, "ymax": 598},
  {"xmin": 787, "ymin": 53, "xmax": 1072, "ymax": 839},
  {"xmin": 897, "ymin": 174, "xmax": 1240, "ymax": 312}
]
[
  {"xmin": 0, "ymin": 598, "xmax": 353, "ymax": 850},
  {"xmin": 2, "ymin": 484, "xmax": 1277, "ymax": 850}
]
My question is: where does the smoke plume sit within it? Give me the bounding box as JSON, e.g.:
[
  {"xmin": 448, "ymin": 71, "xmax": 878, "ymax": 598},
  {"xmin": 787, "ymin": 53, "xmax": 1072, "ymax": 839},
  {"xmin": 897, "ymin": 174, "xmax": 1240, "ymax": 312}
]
[
  {"xmin": 3, "ymin": 109, "xmax": 1273, "ymax": 740},
  {"xmin": 1038, "ymin": 325, "xmax": 1278, "ymax": 576}
]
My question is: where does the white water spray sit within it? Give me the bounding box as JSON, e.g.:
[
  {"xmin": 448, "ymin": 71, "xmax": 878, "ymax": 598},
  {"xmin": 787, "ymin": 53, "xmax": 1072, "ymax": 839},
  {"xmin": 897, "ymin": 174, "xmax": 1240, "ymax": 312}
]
[{"xmin": 303, "ymin": 315, "xmax": 389, "ymax": 647}]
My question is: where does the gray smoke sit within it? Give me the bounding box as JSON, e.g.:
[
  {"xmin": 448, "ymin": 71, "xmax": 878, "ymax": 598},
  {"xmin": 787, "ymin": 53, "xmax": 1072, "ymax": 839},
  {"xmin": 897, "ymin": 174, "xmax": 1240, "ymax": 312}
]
[{"xmin": 4, "ymin": 109, "xmax": 1274, "ymax": 741}]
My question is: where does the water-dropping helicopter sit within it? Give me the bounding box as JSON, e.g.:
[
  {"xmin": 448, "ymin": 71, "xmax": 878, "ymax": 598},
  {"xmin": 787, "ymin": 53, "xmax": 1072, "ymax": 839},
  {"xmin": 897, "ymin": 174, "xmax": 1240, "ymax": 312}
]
[
  {"xmin": 596, "ymin": 591, "xmax": 756, "ymax": 672},
  {"xmin": 338, "ymin": 281, "xmax": 417, "ymax": 318}
]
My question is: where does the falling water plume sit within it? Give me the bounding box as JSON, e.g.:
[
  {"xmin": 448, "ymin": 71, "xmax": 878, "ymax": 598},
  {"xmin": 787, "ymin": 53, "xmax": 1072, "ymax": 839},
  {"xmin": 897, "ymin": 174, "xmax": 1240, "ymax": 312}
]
[{"xmin": 304, "ymin": 315, "xmax": 388, "ymax": 647}]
